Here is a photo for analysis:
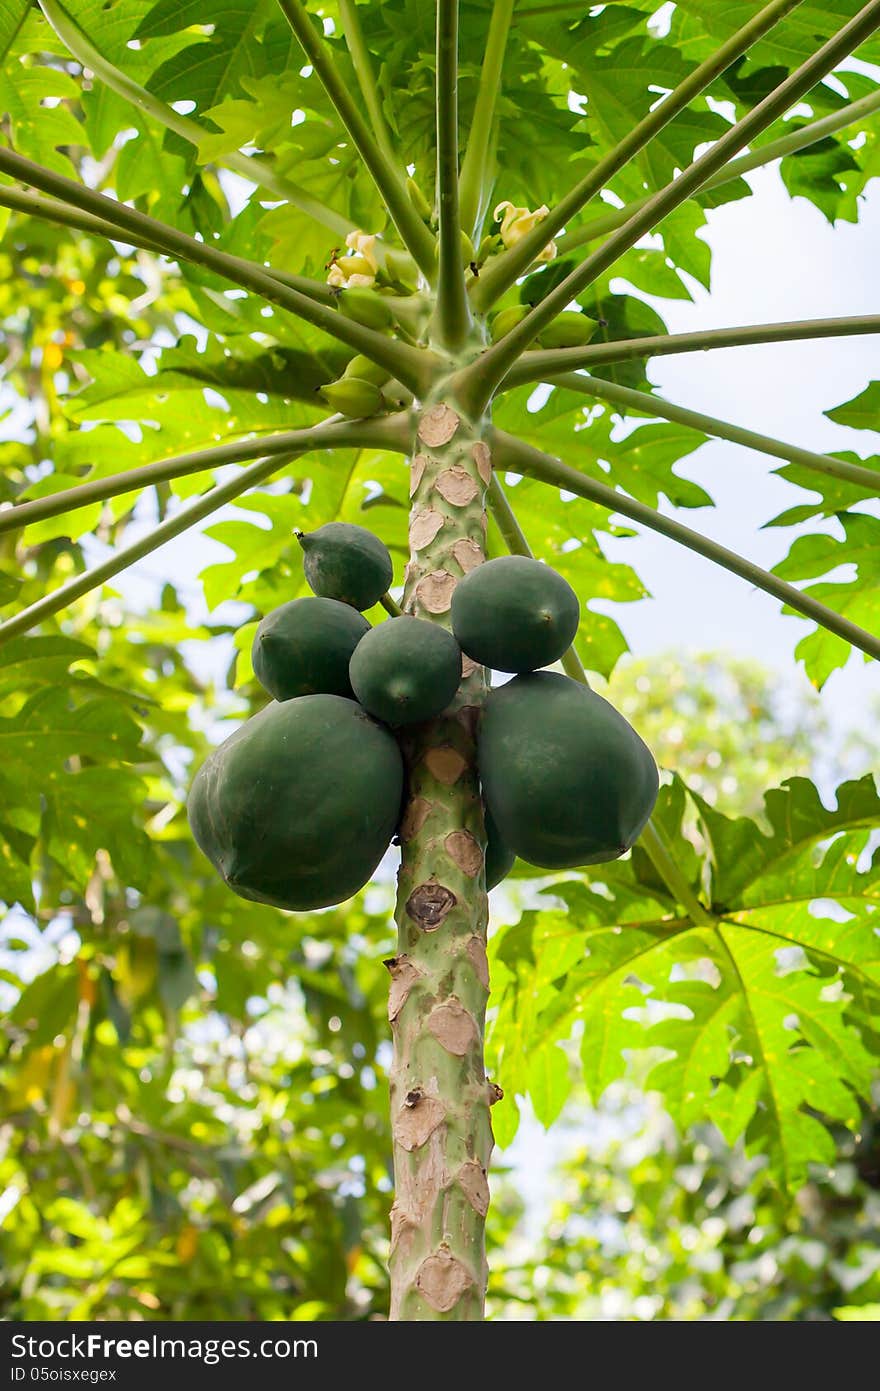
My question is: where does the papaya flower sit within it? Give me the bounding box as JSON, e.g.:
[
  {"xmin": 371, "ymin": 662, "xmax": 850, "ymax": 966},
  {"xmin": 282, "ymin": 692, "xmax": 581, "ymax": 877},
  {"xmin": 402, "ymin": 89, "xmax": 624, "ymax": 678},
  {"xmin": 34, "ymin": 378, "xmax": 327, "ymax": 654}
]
[
  {"xmin": 326, "ymin": 230, "xmax": 381, "ymax": 287},
  {"xmin": 493, "ymin": 201, "xmax": 557, "ymax": 263},
  {"xmin": 344, "ymin": 229, "xmax": 379, "ymax": 272}
]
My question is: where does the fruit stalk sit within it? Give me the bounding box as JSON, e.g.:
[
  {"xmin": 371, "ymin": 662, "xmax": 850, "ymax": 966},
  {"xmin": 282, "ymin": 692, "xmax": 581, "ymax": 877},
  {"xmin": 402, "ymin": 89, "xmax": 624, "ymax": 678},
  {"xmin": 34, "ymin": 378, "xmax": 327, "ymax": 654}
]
[{"xmin": 387, "ymin": 398, "xmax": 495, "ymax": 1321}]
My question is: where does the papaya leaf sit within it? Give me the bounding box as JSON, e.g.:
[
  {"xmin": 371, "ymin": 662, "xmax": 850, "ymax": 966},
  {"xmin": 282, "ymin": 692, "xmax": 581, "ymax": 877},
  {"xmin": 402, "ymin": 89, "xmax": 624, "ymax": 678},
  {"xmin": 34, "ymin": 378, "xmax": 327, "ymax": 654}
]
[{"xmin": 825, "ymin": 381, "xmax": 880, "ymax": 431}]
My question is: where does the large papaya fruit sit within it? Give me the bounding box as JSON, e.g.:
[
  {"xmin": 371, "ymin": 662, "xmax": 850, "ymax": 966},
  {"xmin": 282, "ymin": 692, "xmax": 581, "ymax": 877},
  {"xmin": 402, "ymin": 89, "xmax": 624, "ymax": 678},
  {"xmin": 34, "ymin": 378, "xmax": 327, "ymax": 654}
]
[
  {"xmin": 188, "ymin": 695, "xmax": 403, "ymax": 911},
  {"xmin": 297, "ymin": 522, "xmax": 393, "ymax": 611},
  {"xmin": 451, "ymin": 554, "xmax": 580, "ymax": 673},
  {"xmin": 478, "ymin": 671, "xmax": 658, "ymax": 868},
  {"xmin": 484, "ymin": 804, "xmax": 516, "ymax": 890},
  {"xmin": 349, "ymin": 615, "xmax": 462, "ymax": 725},
  {"xmin": 252, "ymin": 596, "xmax": 369, "ymax": 702}
]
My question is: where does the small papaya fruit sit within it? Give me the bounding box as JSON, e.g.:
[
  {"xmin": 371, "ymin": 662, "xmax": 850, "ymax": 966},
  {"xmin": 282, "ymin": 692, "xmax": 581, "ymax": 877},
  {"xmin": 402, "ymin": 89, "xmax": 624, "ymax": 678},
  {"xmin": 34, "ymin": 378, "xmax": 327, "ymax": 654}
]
[
  {"xmin": 320, "ymin": 376, "xmax": 384, "ymax": 418},
  {"xmin": 298, "ymin": 521, "xmax": 393, "ymax": 611},
  {"xmin": 338, "ymin": 254, "xmax": 376, "ymax": 279},
  {"xmin": 476, "ymin": 233, "xmax": 501, "ymax": 263},
  {"xmin": 381, "ymin": 248, "xmax": 420, "ymax": 288},
  {"xmin": 336, "ymin": 287, "xmax": 395, "ymax": 330},
  {"xmin": 252, "ymin": 596, "xmax": 369, "ymax": 702},
  {"xmin": 344, "ymin": 354, "xmax": 390, "ymax": 386},
  {"xmin": 536, "ymin": 311, "xmax": 596, "ymax": 348},
  {"xmin": 479, "ymin": 671, "xmax": 658, "ymax": 869},
  {"xmin": 188, "ymin": 695, "xmax": 403, "ymax": 911},
  {"xmin": 349, "ymin": 615, "xmax": 461, "ymax": 726},
  {"xmin": 489, "ymin": 304, "xmax": 531, "ymax": 341},
  {"xmin": 451, "ymin": 555, "xmax": 580, "ymax": 673},
  {"xmin": 406, "ymin": 176, "xmax": 433, "ymax": 222}
]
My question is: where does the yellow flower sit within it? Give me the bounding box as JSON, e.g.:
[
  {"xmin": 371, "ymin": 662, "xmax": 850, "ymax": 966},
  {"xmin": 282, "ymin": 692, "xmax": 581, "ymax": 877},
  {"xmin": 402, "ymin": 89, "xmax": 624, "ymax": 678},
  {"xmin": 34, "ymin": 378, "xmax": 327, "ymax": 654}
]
[
  {"xmin": 493, "ymin": 201, "xmax": 557, "ymax": 263},
  {"xmin": 326, "ymin": 230, "xmax": 381, "ymax": 288},
  {"xmin": 344, "ymin": 230, "xmax": 379, "ymax": 273}
]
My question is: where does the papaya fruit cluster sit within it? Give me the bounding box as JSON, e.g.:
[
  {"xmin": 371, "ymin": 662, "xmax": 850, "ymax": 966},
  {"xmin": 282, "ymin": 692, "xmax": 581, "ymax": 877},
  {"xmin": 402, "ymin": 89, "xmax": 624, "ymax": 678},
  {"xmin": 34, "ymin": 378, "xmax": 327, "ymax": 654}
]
[{"xmin": 188, "ymin": 526, "xmax": 658, "ymax": 913}]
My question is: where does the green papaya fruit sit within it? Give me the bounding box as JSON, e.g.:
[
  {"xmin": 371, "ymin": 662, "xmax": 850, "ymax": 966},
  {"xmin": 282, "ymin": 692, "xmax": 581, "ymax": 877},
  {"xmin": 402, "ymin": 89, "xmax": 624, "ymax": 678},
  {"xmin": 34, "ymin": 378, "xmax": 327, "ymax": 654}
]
[
  {"xmin": 381, "ymin": 248, "xmax": 420, "ymax": 289},
  {"xmin": 297, "ymin": 522, "xmax": 393, "ymax": 611},
  {"xmin": 478, "ymin": 671, "xmax": 659, "ymax": 869},
  {"xmin": 349, "ymin": 615, "xmax": 462, "ymax": 726},
  {"xmin": 188, "ymin": 695, "xmax": 404, "ymax": 911},
  {"xmin": 344, "ymin": 354, "xmax": 391, "ymax": 386},
  {"xmin": 484, "ymin": 804, "xmax": 516, "ymax": 890},
  {"xmin": 406, "ymin": 176, "xmax": 433, "ymax": 222},
  {"xmin": 338, "ymin": 254, "xmax": 375, "ymax": 278},
  {"xmin": 451, "ymin": 555, "xmax": 580, "ymax": 673},
  {"xmin": 252, "ymin": 596, "xmax": 369, "ymax": 702},
  {"xmin": 536, "ymin": 311, "xmax": 596, "ymax": 348},
  {"xmin": 336, "ymin": 287, "xmax": 395, "ymax": 330},
  {"xmin": 320, "ymin": 376, "xmax": 384, "ymax": 418},
  {"xmin": 489, "ymin": 304, "xmax": 531, "ymax": 341}
]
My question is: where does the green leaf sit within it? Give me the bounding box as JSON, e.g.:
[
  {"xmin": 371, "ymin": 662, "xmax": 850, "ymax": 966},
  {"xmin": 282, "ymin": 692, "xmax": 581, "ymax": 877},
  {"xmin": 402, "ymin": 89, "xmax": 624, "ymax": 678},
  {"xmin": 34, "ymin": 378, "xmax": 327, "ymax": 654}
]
[
  {"xmin": 825, "ymin": 381, "xmax": 880, "ymax": 431},
  {"xmin": 527, "ymin": 1044, "xmax": 571, "ymax": 1128},
  {"xmin": 772, "ymin": 514, "xmax": 880, "ymax": 686}
]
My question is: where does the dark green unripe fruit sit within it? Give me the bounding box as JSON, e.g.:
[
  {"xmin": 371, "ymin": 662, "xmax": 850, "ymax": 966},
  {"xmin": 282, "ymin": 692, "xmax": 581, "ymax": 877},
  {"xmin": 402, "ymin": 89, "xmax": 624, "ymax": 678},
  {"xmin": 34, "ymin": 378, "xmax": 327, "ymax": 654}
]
[
  {"xmin": 479, "ymin": 671, "xmax": 659, "ymax": 869},
  {"xmin": 484, "ymin": 805, "xmax": 516, "ymax": 890},
  {"xmin": 252, "ymin": 596, "xmax": 369, "ymax": 701},
  {"xmin": 187, "ymin": 695, "xmax": 403, "ymax": 911},
  {"xmin": 349, "ymin": 616, "xmax": 462, "ymax": 726},
  {"xmin": 298, "ymin": 522, "xmax": 393, "ymax": 611},
  {"xmin": 451, "ymin": 555, "xmax": 580, "ymax": 673}
]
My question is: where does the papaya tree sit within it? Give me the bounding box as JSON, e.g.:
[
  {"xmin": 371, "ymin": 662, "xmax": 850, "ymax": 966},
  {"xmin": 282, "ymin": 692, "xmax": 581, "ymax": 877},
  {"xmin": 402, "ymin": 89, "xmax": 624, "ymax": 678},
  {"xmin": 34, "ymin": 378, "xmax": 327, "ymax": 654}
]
[{"xmin": 2, "ymin": 0, "xmax": 880, "ymax": 1324}]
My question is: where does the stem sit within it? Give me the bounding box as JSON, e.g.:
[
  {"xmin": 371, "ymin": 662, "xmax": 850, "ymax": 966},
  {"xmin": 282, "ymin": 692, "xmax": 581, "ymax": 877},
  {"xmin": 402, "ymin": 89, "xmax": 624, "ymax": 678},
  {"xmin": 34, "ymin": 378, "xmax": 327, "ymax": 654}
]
[
  {"xmin": 337, "ymin": 0, "xmax": 397, "ymax": 167},
  {"xmin": 471, "ymin": 0, "xmax": 803, "ymax": 311},
  {"xmin": 487, "ymin": 473, "xmax": 590, "ymax": 687},
  {"xmin": 0, "ymin": 145, "xmax": 433, "ymax": 392},
  {"xmin": 38, "ymin": 0, "xmax": 352, "ymax": 239},
  {"xmin": 0, "ymin": 416, "xmax": 410, "ymax": 536},
  {"xmin": 546, "ymin": 372, "xmax": 880, "ymax": 494},
  {"xmin": 560, "ymin": 86, "xmax": 880, "ymax": 255},
  {"xmin": 459, "ymin": 0, "xmax": 880, "ymax": 409},
  {"xmin": 379, "ymin": 592, "xmax": 403, "ymax": 616},
  {"xmin": 638, "ymin": 820, "xmax": 715, "ymax": 925},
  {"xmin": 492, "ymin": 428, "xmax": 880, "ymax": 664},
  {"xmin": 432, "ymin": 0, "xmax": 472, "ymax": 352},
  {"xmin": 457, "ymin": 0, "xmax": 515, "ymax": 238},
  {"xmin": 0, "ymin": 186, "xmax": 338, "ymax": 308},
  {"xmin": 505, "ymin": 315, "xmax": 880, "ymax": 387},
  {"xmin": 389, "ymin": 397, "xmax": 493, "ymax": 1321},
  {"xmin": 0, "ymin": 457, "xmax": 290, "ymax": 646},
  {"xmin": 0, "ymin": 185, "xmax": 168, "ymax": 254},
  {"xmin": 276, "ymin": 0, "xmax": 436, "ymax": 276}
]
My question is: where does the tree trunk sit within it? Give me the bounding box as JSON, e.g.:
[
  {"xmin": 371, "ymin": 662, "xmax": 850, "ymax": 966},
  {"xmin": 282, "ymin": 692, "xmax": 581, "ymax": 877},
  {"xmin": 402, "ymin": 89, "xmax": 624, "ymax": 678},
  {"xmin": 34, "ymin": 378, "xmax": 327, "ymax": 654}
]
[{"xmin": 386, "ymin": 398, "xmax": 496, "ymax": 1321}]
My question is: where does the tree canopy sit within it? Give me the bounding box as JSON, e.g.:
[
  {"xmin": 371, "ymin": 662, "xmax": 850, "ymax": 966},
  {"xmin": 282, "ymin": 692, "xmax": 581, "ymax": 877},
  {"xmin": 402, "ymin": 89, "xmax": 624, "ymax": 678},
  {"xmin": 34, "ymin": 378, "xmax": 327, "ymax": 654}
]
[{"xmin": 1, "ymin": 0, "xmax": 880, "ymax": 1319}]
